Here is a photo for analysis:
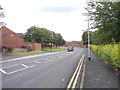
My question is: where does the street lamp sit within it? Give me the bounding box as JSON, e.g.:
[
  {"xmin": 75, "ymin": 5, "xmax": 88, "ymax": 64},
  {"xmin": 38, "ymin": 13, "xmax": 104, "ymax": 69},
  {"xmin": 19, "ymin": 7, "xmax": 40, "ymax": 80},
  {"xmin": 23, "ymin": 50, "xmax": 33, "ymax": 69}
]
[{"xmin": 82, "ymin": 0, "xmax": 91, "ymax": 61}]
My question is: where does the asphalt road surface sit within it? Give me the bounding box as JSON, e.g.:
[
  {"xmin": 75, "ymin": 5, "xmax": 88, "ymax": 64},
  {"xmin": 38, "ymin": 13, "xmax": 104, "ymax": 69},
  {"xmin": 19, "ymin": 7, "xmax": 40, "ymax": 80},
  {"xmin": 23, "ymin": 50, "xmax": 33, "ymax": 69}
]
[{"xmin": 1, "ymin": 47, "xmax": 85, "ymax": 88}]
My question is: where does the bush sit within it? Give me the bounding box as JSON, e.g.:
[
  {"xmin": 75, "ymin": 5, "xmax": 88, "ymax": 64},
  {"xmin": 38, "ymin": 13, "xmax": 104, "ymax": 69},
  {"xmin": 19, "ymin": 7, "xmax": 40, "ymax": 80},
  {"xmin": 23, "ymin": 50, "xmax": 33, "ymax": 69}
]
[
  {"xmin": 26, "ymin": 45, "xmax": 33, "ymax": 52},
  {"xmin": 91, "ymin": 43, "xmax": 119, "ymax": 68}
]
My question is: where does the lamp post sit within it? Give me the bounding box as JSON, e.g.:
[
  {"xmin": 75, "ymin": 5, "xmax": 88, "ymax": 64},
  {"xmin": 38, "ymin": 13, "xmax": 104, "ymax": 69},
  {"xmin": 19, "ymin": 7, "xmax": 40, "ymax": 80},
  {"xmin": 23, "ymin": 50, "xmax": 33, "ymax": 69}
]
[{"xmin": 82, "ymin": 0, "xmax": 91, "ymax": 61}]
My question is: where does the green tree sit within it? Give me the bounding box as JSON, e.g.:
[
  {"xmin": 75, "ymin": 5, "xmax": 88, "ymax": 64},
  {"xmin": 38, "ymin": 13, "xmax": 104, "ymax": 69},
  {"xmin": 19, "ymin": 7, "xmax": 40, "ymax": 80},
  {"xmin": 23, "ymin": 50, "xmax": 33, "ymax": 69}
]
[
  {"xmin": 24, "ymin": 26, "xmax": 66, "ymax": 47},
  {"xmin": 87, "ymin": 2, "xmax": 120, "ymax": 44}
]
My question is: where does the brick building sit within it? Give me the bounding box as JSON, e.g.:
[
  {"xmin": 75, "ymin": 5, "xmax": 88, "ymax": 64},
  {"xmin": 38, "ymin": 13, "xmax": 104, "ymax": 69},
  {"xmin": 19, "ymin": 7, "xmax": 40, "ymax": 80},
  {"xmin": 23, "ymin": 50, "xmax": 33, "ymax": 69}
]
[
  {"xmin": 0, "ymin": 26, "xmax": 41, "ymax": 52},
  {"xmin": 64, "ymin": 41, "xmax": 83, "ymax": 47},
  {"xmin": 0, "ymin": 26, "xmax": 25, "ymax": 48}
]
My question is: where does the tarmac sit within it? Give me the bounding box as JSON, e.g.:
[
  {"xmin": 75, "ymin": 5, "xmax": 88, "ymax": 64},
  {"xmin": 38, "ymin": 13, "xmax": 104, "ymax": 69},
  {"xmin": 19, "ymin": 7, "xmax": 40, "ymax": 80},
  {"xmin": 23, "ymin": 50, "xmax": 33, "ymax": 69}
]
[
  {"xmin": 0, "ymin": 49, "xmax": 119, "ymax": 89},
  {"xmin": 83, "ymin": 50, "xmax": 119, "ymax": 89}
]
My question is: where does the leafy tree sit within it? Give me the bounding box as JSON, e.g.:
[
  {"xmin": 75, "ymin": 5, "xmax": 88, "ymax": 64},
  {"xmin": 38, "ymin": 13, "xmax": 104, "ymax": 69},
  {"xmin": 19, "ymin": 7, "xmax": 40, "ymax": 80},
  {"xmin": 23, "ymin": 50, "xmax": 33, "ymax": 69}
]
[
  {"xmin": 84, "ymin": 2, "xmax": 120, "ymax": 45},
  {"xmin": 24, "ymin": 26, "xmax": 66, "ymax": 47}
]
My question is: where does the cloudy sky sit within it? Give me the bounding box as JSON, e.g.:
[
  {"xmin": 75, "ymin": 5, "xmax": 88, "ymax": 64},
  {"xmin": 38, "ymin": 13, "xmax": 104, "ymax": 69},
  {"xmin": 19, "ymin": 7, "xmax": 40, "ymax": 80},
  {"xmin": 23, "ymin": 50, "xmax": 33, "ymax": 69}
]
[{"xmin": 1, "ymin": 0, "xmax": 88, "ymax": 41}]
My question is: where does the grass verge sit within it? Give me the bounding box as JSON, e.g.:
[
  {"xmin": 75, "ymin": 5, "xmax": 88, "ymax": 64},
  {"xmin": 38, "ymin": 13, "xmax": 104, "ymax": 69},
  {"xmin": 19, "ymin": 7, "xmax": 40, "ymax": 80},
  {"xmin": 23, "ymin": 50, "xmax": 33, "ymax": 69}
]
[
  {"xmin": 5, "ymin": 51, "xmax": 45, "ymax": 55},
  {"xmin": 42, "ymin": 47, "xmax": 66, "ymax": 51}
]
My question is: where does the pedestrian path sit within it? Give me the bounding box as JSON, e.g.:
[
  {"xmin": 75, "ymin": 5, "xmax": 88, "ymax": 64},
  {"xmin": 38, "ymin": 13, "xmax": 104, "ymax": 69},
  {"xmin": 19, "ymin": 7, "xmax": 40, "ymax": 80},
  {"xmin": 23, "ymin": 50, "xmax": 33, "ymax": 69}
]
[{"xmin": 83, "ymin": 51, "xmax": 119, "ymax": 88}]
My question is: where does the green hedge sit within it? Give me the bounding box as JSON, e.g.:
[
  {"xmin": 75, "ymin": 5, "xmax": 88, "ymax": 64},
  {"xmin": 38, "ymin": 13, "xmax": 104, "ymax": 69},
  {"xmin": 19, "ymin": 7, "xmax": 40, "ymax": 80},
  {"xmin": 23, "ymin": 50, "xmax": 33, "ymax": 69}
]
[{"xmin": 91, "ymin": 43, "xmax": 120, "ymax": 68}]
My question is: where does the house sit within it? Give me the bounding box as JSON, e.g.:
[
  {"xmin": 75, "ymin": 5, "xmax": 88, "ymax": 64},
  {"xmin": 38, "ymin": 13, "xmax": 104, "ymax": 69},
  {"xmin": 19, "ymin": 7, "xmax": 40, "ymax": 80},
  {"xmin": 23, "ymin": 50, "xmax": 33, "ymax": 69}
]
[
  {"xmin": 0, "ymin": 26, "xmax": 25, "ymax": 48},
  {"xmin": 0, "ymin": 26, "xmax": 42, "ymax": 53}
]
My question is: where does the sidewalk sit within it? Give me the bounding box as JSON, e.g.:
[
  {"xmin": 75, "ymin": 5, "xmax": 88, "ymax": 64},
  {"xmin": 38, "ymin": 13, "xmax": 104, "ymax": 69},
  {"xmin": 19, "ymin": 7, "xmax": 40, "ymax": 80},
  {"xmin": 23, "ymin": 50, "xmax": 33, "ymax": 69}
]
[{"xmin": 83, "ymin": 50, "xmax": 119, "ymax": 89}]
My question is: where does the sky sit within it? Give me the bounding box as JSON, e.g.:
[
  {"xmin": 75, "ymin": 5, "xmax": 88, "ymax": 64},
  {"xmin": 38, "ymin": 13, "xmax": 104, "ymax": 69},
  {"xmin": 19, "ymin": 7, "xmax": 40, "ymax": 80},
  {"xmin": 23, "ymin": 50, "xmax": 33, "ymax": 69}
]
[{"xmin": 1, "ymin": 0, "xmax": 88, "ymax": 41}]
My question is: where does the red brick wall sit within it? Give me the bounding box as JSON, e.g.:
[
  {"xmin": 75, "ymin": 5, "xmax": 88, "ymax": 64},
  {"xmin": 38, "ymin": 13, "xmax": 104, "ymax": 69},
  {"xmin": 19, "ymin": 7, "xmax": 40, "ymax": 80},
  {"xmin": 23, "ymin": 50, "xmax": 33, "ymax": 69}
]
[
  {"xmin": 0, "ymin": 26, "xmax": 25, "ymax": 48},
  {"xmin": 25, "ymin": 43, "xmax": 41, "ymax": 51},
  {"xmin": 64, "ymin": 42, "xmax": 83, "ymax": 47}
]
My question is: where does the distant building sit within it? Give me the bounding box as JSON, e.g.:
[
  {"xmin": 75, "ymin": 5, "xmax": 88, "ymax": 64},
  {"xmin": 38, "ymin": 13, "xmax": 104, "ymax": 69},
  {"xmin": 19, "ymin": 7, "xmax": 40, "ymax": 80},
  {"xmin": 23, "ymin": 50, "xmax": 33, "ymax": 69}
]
[{"xmin": 64, "ymin": 41, "xmax": 83, "ymax": 47}]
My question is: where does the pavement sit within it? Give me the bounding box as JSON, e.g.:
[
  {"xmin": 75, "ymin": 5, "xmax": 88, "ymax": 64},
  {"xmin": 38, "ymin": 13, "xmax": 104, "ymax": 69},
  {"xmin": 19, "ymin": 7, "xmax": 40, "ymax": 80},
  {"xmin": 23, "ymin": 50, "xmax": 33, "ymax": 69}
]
[{"xmin": 83, "ymin": 50, "xmax": 119, "ymax": 89}]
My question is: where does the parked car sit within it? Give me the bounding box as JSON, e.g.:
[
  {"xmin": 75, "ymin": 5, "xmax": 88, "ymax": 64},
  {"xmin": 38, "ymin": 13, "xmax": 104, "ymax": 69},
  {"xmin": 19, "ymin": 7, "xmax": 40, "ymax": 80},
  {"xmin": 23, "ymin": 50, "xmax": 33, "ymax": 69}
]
[{"xmin": 67, "ymin": 46, "xmax": 74, "ymax": 51}]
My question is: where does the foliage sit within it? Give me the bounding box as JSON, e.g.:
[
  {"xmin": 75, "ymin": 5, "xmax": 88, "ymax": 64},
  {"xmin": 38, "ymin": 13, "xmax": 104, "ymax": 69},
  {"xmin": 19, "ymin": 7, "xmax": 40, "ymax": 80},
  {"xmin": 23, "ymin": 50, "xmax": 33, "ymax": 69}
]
[
  {"xmin": 91, "ymin": 44, "xmax": 119, "ymax": 68},
  {"xmin": 82, "ymin": 2, "xmax": 120, "ymax": 45},
  {"xmin": 23, "ymin": 26, "xmax": 66, "ymax": 47},
  {"xmin": 26, "ymin": 45, "xmax": 33, "ymax": 52}
]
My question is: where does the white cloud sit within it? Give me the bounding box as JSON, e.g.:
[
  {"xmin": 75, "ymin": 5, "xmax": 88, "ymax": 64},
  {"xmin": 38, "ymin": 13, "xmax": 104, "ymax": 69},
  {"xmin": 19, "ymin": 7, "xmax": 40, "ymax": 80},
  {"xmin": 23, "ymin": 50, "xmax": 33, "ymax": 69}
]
[{"xmin": 1, "ymin": 0, "xmax": 88, "ymax": 41}]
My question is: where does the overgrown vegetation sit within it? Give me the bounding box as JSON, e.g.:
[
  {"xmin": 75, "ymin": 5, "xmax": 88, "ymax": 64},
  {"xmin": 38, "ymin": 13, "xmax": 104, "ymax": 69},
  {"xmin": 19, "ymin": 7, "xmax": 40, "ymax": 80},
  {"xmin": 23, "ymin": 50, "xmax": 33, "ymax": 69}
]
[{"xmin": 91, "ymin": 44, "xmax": 119, "ymax": 68}]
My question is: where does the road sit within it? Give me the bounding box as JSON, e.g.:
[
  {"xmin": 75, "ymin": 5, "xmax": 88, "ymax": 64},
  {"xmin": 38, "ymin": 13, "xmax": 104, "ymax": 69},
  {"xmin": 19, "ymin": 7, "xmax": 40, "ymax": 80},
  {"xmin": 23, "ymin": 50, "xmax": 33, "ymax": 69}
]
[{"xmin": 1, "ymin": 47, "xmax": 85, "ymax": 88}]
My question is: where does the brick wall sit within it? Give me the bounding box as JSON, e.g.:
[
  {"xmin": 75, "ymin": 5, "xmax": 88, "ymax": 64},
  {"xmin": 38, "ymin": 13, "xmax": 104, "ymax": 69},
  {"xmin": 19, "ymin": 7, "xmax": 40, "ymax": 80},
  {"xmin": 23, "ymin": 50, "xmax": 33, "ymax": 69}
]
[{"xmin": 25, "ymin": 43, "xmax": 41, "ymax": 51}]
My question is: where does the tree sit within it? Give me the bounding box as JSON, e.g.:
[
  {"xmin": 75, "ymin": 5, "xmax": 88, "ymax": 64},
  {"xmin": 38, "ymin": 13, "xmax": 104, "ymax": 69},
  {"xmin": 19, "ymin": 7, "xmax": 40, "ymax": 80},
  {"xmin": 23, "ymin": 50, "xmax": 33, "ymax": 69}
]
[
  {"xmin": 53, "ymin": 33, "xmax": 65, "ymax": 48},
  {"xmin": 85, "ymin": 2, "xmax": 120, "ymax": 44},
  {"xmin": 24, "ymin": 26, "xmax": 66, "ymax": 47},
  {"xmin": 0, "ymin": 5, "xmax": 5, "ymax": 27}
]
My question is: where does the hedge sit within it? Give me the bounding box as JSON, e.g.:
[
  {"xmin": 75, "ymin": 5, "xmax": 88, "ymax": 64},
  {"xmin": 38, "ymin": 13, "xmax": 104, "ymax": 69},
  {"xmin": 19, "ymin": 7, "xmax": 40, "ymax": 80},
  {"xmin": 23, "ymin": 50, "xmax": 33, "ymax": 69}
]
[{"xmin": 91, "ymin": 43, "xmax": 120, "ymax": 68}]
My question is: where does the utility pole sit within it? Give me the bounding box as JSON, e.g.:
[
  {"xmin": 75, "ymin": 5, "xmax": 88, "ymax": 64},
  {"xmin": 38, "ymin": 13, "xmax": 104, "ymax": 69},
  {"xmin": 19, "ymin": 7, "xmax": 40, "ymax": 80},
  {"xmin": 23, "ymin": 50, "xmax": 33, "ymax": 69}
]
[
  {"xmin": 87, "ymin": 0, "xmax": 91, "ymax": 61},
  {"xmin": 82, "ymin": 0, "xmax": 91, "ymax": 61}
]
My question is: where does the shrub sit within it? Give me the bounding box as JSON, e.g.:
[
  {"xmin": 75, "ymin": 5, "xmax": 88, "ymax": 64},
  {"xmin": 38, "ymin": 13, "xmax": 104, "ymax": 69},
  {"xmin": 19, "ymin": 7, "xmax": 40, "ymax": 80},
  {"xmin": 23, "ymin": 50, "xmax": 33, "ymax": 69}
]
[
  {"xmin": 91, "ymin": 43, "xmax": 119, "ymax": 68},
  {"xmin": 26, "ymin": 45, "xmax": 33, "ymax": 52}
]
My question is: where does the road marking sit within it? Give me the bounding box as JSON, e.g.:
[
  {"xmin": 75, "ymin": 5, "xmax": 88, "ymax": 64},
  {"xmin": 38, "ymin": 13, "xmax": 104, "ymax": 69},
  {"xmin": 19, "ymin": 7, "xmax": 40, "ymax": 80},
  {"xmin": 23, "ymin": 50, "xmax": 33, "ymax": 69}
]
[
  {"xmin": 0, "ymin": 52, "xmax": 60, "ymax": 63},
  {"xmin": 67, "ymin": 54, "xmax": 85, "ymax": 89},
  {"xmin": 80, "ymin": 56, "xmax": 86, "ymax": 88},
  {"xmin": 6, "ymin": 65, "xmax": 36, "ymax": 75},
  {"xmin": 62, "ymin": 79, "xmax": 65, "ymax": 81},
  {"xmin": 21, "ymin": 64, "xmax": 29, "ymax": 68},
  {"xmin": 2, "ymin": 64, "xmax": 19, "ymax": 69},
  {"xmin": 29, "ymin": 65, "xmax": 36, "ymax": 68},
  {"xmin": 7, "ymin": 68, "xmax": 27, "ymax": 74},
  {"xmin": 72, "ymin": 56, "xmax": 84, "ymax": 89},
  {"xmin": 43, "ymin": 61, "xmax": 48, "ymax": 63},
  {"xmin": 67, "ymin": 55, "xmax": 83, "ymax": 89},
  {"xmin": 33, "ymin": 61, "xmax": 41, "ymax": 63},
  {"xmin": 0, "ymin": 69, "xmax": 8, "ymax": 74}
]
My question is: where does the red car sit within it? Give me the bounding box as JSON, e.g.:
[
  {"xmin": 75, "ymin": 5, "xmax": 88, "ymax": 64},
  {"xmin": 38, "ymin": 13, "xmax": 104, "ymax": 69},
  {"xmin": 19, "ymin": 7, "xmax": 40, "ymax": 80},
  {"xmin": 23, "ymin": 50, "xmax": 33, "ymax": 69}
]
[{"xmin": 67, "ymin": 46, "xmax": 74, "ymax": 51}]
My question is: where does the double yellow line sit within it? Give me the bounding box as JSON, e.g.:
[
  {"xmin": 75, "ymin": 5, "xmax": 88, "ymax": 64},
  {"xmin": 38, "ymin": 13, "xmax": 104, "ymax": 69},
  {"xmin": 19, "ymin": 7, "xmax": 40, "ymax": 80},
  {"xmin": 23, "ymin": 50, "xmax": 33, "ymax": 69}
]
[{"xmin": 66, "ymin": 54, "xmax": 85, "ymax": 90}]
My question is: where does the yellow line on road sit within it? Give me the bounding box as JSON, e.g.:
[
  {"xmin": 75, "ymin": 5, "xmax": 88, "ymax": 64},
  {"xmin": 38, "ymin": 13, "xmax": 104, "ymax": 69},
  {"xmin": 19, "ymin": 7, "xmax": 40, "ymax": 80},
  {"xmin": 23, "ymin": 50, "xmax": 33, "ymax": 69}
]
[
  {"xmin": 72, "ymin": 56, "xmax": 84, "ymax": 89},
  {"xmin": 66, "ymin": 54, "xmax": 85, "ymax": 90}
]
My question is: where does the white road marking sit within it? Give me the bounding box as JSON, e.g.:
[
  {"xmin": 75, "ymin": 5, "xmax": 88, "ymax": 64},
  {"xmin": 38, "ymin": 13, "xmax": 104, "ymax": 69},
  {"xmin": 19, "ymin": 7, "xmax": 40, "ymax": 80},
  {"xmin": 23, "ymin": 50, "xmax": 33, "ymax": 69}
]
[
  {"xmin": 33, "ymin": 61, "xmax": 41, "ymax": 63},
  {"xmin": 29, "ymin": 65, "xmax": 36, "ymax": 68},
  {"xmin": 7, "ymin": 68, "xmax": 27, "ymax": 74},
  {"xmin": 0, "ymin": 52, "xmax": 60, "ymax": 63},
  {"xmin": 6, "ymin": 65, "xmax": 36, "ymax": 75},
  {"xmin": 44, "ymin": 58, "xmax": 54, "ymax": 61},
  {"xmin": 21, "ymin": 64, "xmax": 29, "ymax": 68},
  {"xmin": 43, "ymin": 61, "xmax": 48, "ymax": 63},
  {"xmin": 62, "ymin": 79, "xmax": 65, "ymax": 81},
  {"xmin": 0, "ymin": 69, "xmax": 8, "ymax": 74},
  {"xmin": 2, "ymin": 64, "xmax": 19, "ymax": 69}
]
